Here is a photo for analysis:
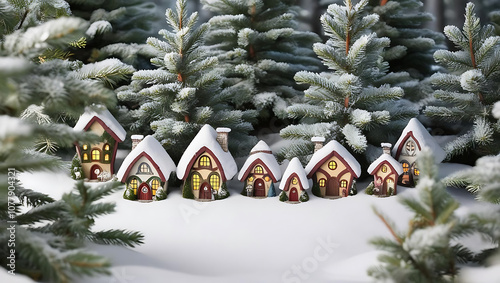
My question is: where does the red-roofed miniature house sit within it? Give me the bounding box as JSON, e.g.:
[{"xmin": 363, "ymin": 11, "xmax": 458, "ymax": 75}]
[
  {"xmin": 116, "ymin": 135, "xmax": 176, "ymax": 201},
  {"xmin": 176, "ymin": 125, "xmax": 237, "ymax": 201},
  {"xmin": 392, "ymin": 118, "xmax": 446, "ymax": 186},
  {"xmin": 74, "ymin": 106, "xmax": 126, "ymax": 181},
  {"xmin": 305, "ymin": 138, "xmax": 361, "ymax": 198},
  {"xmin": 238, "ymin": 141, "xmax": 281, "ymax": 198},
  {"xmin": 367, "ymin": 144, "xmax": 404, "ymax": 197},
  {"xmin": 279, "ymin": 157, "xmax": 310, "ymax": 203}
]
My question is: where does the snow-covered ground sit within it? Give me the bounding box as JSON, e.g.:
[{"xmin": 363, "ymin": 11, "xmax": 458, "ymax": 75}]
[{"xmin": 7, "ymin": 160, "xmax": 495, "ymax": 283}]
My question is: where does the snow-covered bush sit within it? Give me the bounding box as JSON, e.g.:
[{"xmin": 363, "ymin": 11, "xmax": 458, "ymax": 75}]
[
  {"xmin": 155, "ymin": 187, "xmax": 167, "ymax": 201},
  {"xmin": 279, "ymin": 191, "xmax": 288, "ymax": 202},
  {"xmin": 123, "ymin": 185, "xmax": 136, "ymax": 201}
]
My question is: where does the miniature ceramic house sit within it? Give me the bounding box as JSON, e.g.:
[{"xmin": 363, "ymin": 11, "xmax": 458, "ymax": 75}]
[
  {"xmin": 238, "ymin": 141, "xmax": 281, "ymax": 197},
  {"xmin": 305, "ymin": 138, "xmax": 361, "ymax": 198},
  {"xmin": 279, "ymin": 157, "xmax": 310, "ymax": 203},
  {"xmin": 367, "ymin": 143, "xmax": 404, "ymax": 197},
  {"xmin": 176, "ymin": 125, "xmax": 237, "ymax": 201},
  {"xmin": 74, "ymin": 106, "xmax": 126, "ymax": 181},
  {"xmin": 392, "ymin": 118, "xmax": 446, "ymax": 186},
  {"xmin": 116, "ymin": 135, "xmax": 176, "ymax": 201}
]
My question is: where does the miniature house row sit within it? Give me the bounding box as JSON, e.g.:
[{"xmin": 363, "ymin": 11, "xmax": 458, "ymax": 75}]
[{"xmin": 73, "ymin": 107, "xmax": 445, "ymax": 202}]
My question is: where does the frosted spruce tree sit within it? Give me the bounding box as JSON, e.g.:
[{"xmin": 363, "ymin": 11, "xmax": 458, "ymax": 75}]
[
  {"xmin": 368, "ymin": 148, "xmax": 473, "ymax": 282},
  {"xmin": 118, "ymin": 0, "xmax": 257, "ymax": 160},
  {"xmin": 67, "ymin": 0, "xmax": 162, "ymax": 68},
  {"xmin": 279, "ymin": 0, "xmax": 417, "ymax": 164},
  {"xmin": 201, "ymin": 0, "xmax": 323, "ymax": 121},
  {"xmin": 424, "ymin": 3, "xmax": 500, "ymax": 160},
  {"xmin": 0, "ymin": 20, "xmax": 143, "ymax": 283}
]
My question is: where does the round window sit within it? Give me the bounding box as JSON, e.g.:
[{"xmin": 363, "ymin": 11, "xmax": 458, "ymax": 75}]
[{"xmin": 141, "ymin": 187, "xmax": 148, "ymax": 193}]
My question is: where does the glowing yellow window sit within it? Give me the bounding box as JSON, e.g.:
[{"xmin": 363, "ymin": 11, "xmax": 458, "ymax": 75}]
[
  {"xmin": 91, "ymin": 149, "xmax": 100, "ymax": 161},
  {"xmin": 387, "ymin": 179, "xmax": 394, "ymax": 184},
  {"xmin": 130, "ymin": 178, "xmax": 138, "ymax": 189},
  {"xmin": 381, "ymin": 165, "xmax": 387, "ymax": 173},
  {"xmin": 104, "ymin": 154, "xmax": 109, "ymax": 161},
  {"xmin": 192, "ymin": 174, "xmax": 201, "ymax": 190},
  {"xmin": 319, "ymin": 179, "xmax": 326, "ymax": 187},
  {"xmin": 82, "ymin": 144, "xmax": 88, "ymax": 150},
  {"xmin": 264, "ymin": 176, "xmax": 270, "ymax": 182},
  {"xmin": 254, "ymin": 166, "xmax": 263, "ymax": 174},
  {"xmin": 248, "ymin": 176, "xmax": 254, "ymax": 182},
  {"xmin": 292, "ymin": 177, "xmax": 298, "ymax": 185},
  {"xmin": 328, "ymin": 161, "xmax": 337, "ymax": 170},
  {"xmin": 104, "ymin": 144, "xmax": 110, "ymax": 151},
  {"xmin": 83, "ymin": 153, "xmax": 88, "ymax": 161},
  {"xmin": 139, "ymin": 163, "xmax": 151, "ymax": 173},
  {"xmin": 414, "ymin": 168, "xmax": 420, "ymax": 176},
  {"xmin": 151, "ymin": 179, "xmax": 160, "ymax": 194},
  {"xmin": 210, "ymin": 174, "xmax": 220, "ymax": 190},
  {"xmin": 340, "ymin": 180, "xmax": 347, "ymax": 188},
  {"xmin": 403, "ymin": 163, "xmax": 409, "ymax": 173},
  {"xmin": 199, "ymin": 156, "xmax": 211, "ymax": 167}
]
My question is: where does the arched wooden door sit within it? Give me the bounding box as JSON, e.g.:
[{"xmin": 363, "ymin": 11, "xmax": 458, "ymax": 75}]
[
  {"xmin": 289, "ymin": 188, "xmax": 299, "ymax": 202},
  {"xmin": 138, "ymin": 183, "xmax": 152, "ymax": 200},
  {"xmin": 254, "ymin": 179, "xmax": 265, "ymax": 197},
  {"xmin": 199, "ymin": 182, "xmax": 212, "ymax": 199},
  {"xmin": 326, "ymin": 178, "xmax": 339, "ymax": 196},
  {"xmin": 90, "ymin": 164, "xmax": 102, "ymax": 180}
]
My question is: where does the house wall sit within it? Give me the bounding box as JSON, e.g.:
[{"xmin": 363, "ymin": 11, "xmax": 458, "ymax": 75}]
[
  {"xmin": 314, "ymin": 155, "xmax": 353, "ymax": 197},
  {"xmin": 284, "ymin": 177, "xmax": 303, "ymax": 202},
  {"xmin": 190, "ymin": 152, "xmax": 223, "ymax": 199},
  {"xmin": 81, "ymin": 122, "xmax": 110, "ymax": 180},
  {"xmin": 374, "ymin": 162, "xmax": 397, "ymax": 195},
  {"xmin": 397, "ymin": 136, "xmax": 420, "ymax": 182},
  {"xmin": 124, "ymin": 156, "xmax": 167, "ymax": 196},
  {"xmin": 245, "ymin": 163, "xmax": 273, "ymax": 196}
]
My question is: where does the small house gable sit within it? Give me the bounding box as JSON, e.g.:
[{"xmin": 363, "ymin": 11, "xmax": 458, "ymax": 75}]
[
  {"xmin": 279, "ymin": 158, "xmax": 310, "ymax": 191},
  {"xmin": 392, "ymin": 118, "xmax": 446, "ymax": 163},
  {"xmin": 305, "ymin": 140, "xmax": 361, "ymax": 178},
  {"xmin": 74, "ymin": 106, "xmax": 126, "ymax": 142},
  {"xmin": 368, "ymin": 154, "xmax": 404, "ymax": 176},
  {"xmin": 176, "ymin": 124, "xmax": 237, "ymax": 181},
  {"xmin": 238, "ymin": 141, "xmax": 281, "ymax": 182}
]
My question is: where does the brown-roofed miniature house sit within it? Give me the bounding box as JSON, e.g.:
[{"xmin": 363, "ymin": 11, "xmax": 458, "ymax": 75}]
[
  {"xmin": 116, "ymin": 135, "xmax": 176, "ymax": 201},
  {"xmin": 73, "ymin": 106, "xmax": 126, "ymax": 181},
  {"xmin": 238, "ymin": 141, "xmax": 281, "ymax": 198},
  {"xmin": 367, "ymin": 144, "xmax": 404, "ymax": 197},
  {"xmin": 305, "ymin": 138, "xmax": 361, "ymax": 199},
  {"xmin": 176, "ymin": 125, "xmax": 237, "ymax": 201},
  {"xmin": 392, "ymin": 118, "xmax": 446, "ymax": 186}
]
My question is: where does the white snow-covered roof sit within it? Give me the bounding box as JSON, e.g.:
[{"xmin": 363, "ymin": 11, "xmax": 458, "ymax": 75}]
[
  {"xmin": 279, "ymin": 157, "xmax": 310, "ymax": 190},
  {"xmin": 311, "ymin": 136, "xmax": 326, "ymax": 142},
  {"xmin": 392, "ymin": 118, "xmax": 446, "ymax": 163},
  {"xmin": 116, "ymin": 135, "xmax": 176, "ymax": 182},
  {"xmin": 74, "ymin": 106, "xmax": 126, "ymax": 142},
  {"xmin": 305, "ymin": 140, "xmax": 361, "ymax": 178},
  {"xmin": 367, "ymin": 153, "xmax": 404, "ymax": 175},
  {"xmin": 131, "ymin": 135, "xmax": 144, "ymax": 140},
  {"xmin": 176, "ymin": 124, "xmax": 237, "ymax": 181},
  {"xmin": 237, "ymin": 141, "xmax": 281, "ymax": 182},
  {"xmin": 381, "ymin": 143, "xmax": 392, "ymax": 148}
]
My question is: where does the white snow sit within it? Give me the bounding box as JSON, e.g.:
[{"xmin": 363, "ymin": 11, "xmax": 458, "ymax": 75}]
[
  {"xmin": 311, "ymin": 136, "xmax": 326, "ymax": 142},
  {"xmin": 215, "ymin": 127, "xmax": 231, "ymax": 133},
  {"xmin": 7, "ymin": 160, "xmax": 492, "ymax": 283},
  {"xmin": 392, "ymin": 118, "xmax": 446, "ymax": 163},
  {"xmin": 493, "ymin": 101, "xmax": 500, "ymax": 119},
  {"xmin": 280, "ymin": 157, "xmax": 310, "ymax": 190},
  {"xmin": 237, "ymin": 140, "xmax": 281, "ymax": 181},
  {"xmin": 131, "ymin": 135, "xmax": 144, "ymax": 140},
  {"xmin": 73, "ymin": 106, "xmax": 126, "ymax": 142},
  {"xmin": 176, "ymin": 124, "xmax": 237, "ymax": 181},
  {"xmin": 0, "ymin": 115, "xmax": 32, "ymax": 139},
  {"xmin": 367, "ymin": 153, "xmax": 404, "ymax": 175},
  {"xmin": 305, "ymin": 140, "xmax": 362, "ymax": 178},
  {"xmin": 116, "ymin": 135, "xmax": 176, "ymax": 182}
]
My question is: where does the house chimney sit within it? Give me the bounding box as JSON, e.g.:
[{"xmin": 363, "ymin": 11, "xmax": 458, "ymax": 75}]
[
  {"xmin": 216, "ymin": 127, "xmax": 231, "ymax": 152},
  {"xmin": 131, "ymin": 135, "xmax": 144, "ymax": 150},
  {"xmin": 381, "ymin": 143, "xmax": 392, "ymax": 155},
  {"xmin": 311, "ymin": 137, "xmax": 326, "ymax": 152}
]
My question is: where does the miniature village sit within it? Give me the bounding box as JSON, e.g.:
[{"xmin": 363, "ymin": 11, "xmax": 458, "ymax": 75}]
[{"xmin": 71, "ymin": 106, "xmax": 446, "ymax": 203}]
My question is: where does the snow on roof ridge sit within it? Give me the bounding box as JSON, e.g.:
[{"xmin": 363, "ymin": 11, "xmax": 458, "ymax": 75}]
[
  {"xmin": 176, "ymin": 124, "xmax": 237, "ymax": 181},
  {"xmin": 367, "ymin": 153, "xmax": 404, "ymax": 175},
  {"xmin": 74, "ymin": 106, "xmax": 126, "ymax": 142},
  {"xmin": 391, "ymin": 118, "xmax": 446, "ymax": 163},
  {"xmin": 279, "ymin": 157, "xmax": 309, "ymax": 190},
  {"xmin": 116, "ymin": 135, "xmax": 176, "ymax": 182},
  {"xmin": 238, "ymin": 140, "xmax": 281, "ymax": 181},
  {"xmin": 305, "ymin": 140, "xmax": 361, "ymax": 177}
]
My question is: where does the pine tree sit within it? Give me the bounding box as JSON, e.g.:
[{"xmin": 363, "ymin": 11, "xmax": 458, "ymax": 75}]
[
  {"xmin": 424, "ymin": 3, "xmax": 500, "ymax": 160},
  {"xmin": 279, "ymin": 0, "xmax": 417, "ymax": 164},
  {"xmin": 368, "ymin": 148, "xmax": 473, "ymax": 282},
  {"xmin": 201, "ymin": 0, "xmax": 323, "ymax": 121},
  {"xmin": 117, "ymin": 0, "xmax": 257, "ymax": 160},
  {"xmin": 66, "ymin": 0, "xmax": 162, "ymax": 68},
  {"xmin": 1, "ymin": 7, "xmax": 142, "ymax": 281}
]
